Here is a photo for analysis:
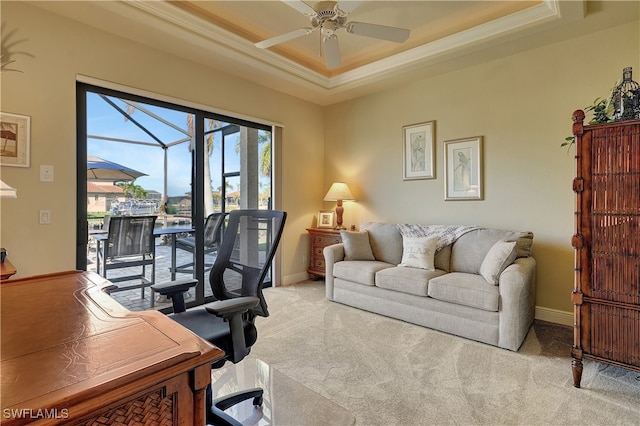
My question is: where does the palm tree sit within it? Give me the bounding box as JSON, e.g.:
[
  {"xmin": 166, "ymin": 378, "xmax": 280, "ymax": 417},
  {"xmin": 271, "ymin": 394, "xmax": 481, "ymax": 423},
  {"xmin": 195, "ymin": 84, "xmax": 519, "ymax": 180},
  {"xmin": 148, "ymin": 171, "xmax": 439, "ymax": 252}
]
[{"xmin": 117, "ymin": 180, "xmax": 148, "ymax": 199}]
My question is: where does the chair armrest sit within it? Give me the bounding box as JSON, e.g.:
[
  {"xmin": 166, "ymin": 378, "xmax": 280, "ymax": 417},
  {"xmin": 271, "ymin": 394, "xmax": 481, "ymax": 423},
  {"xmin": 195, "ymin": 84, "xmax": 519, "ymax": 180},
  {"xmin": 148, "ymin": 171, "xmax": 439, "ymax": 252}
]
[
  {"xmin": 151, "ymin": 278, "xmax": 198, "ymax": 313},
  {"xmin": 498, "ymin": 256, "xmax": 536, "ymax": 351},
  {"xmin": 151, "ymin": 278, "xmax": 198, "ymax": 296},
  {"xmin": 205, "ymin": 297, "xmax": 260, "ymax": 319},
  {"xmin": 323, "ymin": 243, "xmax": 344, "ymax": 301},
  {"xmin": 206, "ymin": 297, "xmax": 260, "ymax": 364}
]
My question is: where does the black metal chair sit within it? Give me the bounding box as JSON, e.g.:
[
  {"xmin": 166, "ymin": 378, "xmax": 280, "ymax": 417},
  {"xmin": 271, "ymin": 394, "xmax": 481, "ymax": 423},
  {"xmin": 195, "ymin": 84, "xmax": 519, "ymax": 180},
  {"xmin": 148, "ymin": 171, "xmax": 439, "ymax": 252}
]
[
  {"xmin": 96, "ymin": 215, "xmax": 157, "ymax": 307},
  {"xmin": 152, "ymin": 209, "xmax": 287, "ymax": 425},
  {"xmin": 173, "ymin": 212, "xmax": 226, "ymax": 275}
]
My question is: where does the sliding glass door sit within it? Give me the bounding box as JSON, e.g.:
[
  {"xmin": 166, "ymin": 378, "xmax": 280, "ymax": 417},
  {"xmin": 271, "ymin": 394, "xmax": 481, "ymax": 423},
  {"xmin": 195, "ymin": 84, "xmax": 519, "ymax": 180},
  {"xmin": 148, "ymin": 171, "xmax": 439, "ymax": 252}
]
[{"xmin": 77, "ymin": 83, "xmax": 272, "ymax": 311}]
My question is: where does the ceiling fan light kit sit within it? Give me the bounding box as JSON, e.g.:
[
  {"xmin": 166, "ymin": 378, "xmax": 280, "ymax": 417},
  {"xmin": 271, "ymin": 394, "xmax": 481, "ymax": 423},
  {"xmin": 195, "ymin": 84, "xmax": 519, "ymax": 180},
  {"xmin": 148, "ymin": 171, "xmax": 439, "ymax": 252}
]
[{"xmin": 255, "ymin": 0, "xmax": 411, "ymax": 69}]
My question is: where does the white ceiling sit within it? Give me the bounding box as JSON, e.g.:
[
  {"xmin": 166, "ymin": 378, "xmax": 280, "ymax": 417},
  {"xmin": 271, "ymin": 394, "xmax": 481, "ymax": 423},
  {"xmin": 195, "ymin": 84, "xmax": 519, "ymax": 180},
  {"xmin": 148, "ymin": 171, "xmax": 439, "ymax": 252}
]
[{"xmin": 33, "ymin": 1, "xmax": 639, "ymax": 105}]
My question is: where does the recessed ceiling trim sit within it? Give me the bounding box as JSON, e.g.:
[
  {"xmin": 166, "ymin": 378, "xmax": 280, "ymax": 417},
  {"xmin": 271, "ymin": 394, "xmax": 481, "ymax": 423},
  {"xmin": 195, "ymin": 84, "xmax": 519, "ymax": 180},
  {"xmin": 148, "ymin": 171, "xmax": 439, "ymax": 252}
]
[
  {"xmin": 124, "ymin": 0, "xmax": 333, "ymax": 88},
  {"xmin": 124, "ymin": 0, "xmax": 582, "ymax": 96},
  {"xmin": 328, "ymin": 0, "xmax": 576, "ymax": 90},
  {"xmin": 36, "ymin": 0, "xmax": 586, "ymax": 106}
]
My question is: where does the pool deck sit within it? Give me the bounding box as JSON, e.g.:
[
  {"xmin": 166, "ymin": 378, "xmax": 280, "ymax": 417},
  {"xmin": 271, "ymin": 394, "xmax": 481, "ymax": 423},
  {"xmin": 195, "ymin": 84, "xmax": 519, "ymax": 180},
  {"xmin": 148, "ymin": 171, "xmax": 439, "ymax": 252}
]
[{"xmin": 87, "ymin": 241, "xmax": 215, "ymax": 311}]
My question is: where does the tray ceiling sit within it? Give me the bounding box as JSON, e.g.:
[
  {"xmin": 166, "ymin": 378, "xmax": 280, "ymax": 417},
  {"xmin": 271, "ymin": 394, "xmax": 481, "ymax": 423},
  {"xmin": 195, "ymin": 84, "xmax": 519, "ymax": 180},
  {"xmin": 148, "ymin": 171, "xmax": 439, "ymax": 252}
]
[{"xmin": 32, "ymin": 1, "xmax": 636, "ymax": 105}]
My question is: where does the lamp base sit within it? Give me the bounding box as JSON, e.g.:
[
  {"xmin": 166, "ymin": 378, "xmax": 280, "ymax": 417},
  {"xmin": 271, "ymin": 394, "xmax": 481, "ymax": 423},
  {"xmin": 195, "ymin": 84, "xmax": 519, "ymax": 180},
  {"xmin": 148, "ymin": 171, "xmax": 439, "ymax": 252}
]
[{"xmin": 335, "ymin": 203, "xmax": 345, "ymax": 230}]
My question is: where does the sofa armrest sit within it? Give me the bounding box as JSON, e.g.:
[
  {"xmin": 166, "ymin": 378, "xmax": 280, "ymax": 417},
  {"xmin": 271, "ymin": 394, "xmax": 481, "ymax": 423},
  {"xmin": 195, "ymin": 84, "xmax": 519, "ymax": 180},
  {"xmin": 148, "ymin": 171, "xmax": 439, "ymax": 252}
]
[
  {"xmin": 498, "ymin": 256, "xmax": 537, "ymax": 351},
  {"xmin": 323, "ymin": 243, "xmax": 345, "ymax": 301}
]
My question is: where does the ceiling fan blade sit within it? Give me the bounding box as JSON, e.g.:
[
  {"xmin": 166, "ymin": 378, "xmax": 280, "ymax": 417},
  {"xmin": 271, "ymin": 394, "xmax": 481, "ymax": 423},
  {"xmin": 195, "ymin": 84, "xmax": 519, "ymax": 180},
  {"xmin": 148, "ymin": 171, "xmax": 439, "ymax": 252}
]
[
  {"xmin": 323, "ymin": 34, "xmax": 341, "ymax": 69},
  {"xmin": 346, "ymin": 22, "xmax": 410, "ymax": 43},
  {"xmin": 336, "ymin": 1, "xmax": 363, "ymax": 14},
  {"xmin": 255, "ymin": 28, "xmax": 314, "ymax": 48},
  {"xmin": 282, "ymin": 0, "xmax": 316, "ymax": 16}
]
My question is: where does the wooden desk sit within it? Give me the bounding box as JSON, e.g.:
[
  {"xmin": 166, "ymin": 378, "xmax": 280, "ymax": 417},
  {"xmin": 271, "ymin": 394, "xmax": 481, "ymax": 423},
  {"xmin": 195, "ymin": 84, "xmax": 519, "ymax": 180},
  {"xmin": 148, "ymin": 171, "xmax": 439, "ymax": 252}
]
[
  {"xmin": 306, "ymin": 228, "xmax": 342, "ymax": 278},
  {"xmin": 1, "ymin": 258, "xmax": 17, "ymax": 280},
  {"xmin": 1, "ymin": 271, "xmax": 224, "ymax": 425}
]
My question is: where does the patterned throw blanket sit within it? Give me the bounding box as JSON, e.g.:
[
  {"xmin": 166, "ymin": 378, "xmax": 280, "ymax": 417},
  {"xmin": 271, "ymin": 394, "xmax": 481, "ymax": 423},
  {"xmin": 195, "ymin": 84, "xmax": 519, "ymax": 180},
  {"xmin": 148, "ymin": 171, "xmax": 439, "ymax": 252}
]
[{"xmin": 396, "ymin": 224, "xmax": 481, "ymax": 251}]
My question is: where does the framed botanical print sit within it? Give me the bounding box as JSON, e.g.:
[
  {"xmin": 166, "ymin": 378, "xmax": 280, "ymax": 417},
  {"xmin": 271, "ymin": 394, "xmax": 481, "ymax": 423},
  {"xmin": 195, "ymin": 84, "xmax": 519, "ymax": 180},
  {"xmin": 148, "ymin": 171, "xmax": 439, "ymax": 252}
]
[
  {"xmin": 444, "ymin": 136, "xmax": 483, "ymax": 200},
  {"xmin": 403, "ymin": 121, "xmax": 435, "ymax": 180}
]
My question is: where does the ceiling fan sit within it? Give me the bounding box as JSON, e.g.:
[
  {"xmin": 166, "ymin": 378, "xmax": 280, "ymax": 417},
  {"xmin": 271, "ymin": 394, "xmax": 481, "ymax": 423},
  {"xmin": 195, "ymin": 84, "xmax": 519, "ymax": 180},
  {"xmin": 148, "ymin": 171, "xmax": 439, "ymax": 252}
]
[{"xmin": 254, "ymin": 0, "xmax": 411, "ymax": 69}]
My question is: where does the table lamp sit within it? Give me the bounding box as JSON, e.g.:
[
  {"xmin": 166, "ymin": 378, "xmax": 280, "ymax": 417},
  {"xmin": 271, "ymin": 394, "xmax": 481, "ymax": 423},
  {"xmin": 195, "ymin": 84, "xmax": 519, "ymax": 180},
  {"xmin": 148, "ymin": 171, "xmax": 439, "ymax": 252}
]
[
  {"xmin": 0, "ymin": 179, "xmax": 17, "ymax": 198},
  {"xmin": 323, "ymin": 182, "xmax": 355, "ymax": 229}
]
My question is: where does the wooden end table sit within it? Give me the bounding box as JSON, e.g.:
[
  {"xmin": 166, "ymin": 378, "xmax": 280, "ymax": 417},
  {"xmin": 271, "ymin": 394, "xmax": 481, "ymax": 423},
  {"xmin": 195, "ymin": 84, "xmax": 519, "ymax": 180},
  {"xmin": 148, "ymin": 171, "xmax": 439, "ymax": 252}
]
[{"xmin": 307, "ymin": 228, "xmax": 342, "ymax": 278}]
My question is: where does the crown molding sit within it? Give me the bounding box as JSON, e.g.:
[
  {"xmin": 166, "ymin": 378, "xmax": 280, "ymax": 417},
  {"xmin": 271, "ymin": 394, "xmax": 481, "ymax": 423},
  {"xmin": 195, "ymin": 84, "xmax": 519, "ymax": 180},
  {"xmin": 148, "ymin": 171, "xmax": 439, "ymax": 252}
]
[
  {"xmin": 34, "ymin": 0, "xmax": 586, "ymax": 105},
  {"xmin": 122, "ymin": 0, "xmax": 584, "ymax": 98}
]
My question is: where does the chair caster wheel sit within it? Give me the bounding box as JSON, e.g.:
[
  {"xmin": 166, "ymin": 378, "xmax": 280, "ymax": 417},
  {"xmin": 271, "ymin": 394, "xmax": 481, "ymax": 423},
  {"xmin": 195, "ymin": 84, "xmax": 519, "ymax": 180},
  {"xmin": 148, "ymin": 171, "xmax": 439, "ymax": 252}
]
[{"xmin": 253, "ymin": 396, "xmax": 263, "ymax": 406}]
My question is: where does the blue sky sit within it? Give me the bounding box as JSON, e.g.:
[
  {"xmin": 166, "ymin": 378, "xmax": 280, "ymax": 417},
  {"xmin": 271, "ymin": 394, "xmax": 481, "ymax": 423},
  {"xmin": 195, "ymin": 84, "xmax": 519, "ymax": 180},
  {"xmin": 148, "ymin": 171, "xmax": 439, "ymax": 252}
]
[{"xmin": 86, "ymin": 93, "xmax": 229, "ymax": 197}]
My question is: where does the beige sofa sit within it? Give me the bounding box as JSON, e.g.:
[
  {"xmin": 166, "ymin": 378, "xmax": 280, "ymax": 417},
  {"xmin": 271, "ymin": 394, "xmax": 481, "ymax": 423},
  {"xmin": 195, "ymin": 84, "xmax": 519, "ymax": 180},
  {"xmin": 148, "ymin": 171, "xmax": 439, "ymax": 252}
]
[{"xmin": 323, "ymin": 222, "xmax": 536, "ymax": 351}]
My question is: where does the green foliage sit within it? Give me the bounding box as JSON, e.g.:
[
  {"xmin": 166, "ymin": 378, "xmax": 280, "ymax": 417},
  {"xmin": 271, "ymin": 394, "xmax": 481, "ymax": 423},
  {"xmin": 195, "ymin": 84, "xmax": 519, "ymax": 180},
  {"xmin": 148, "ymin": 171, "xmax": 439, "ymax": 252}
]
[
  {"xmin": 116, "ymin": 180, "xmax": 148, "ymax": 199},
  {"xmin": 584, "ymin": 97, "xmax": 614, "ymax": 125},
  {"xmin": 561, "ymin": 97, "xmax": 615, "ymax": 149}
]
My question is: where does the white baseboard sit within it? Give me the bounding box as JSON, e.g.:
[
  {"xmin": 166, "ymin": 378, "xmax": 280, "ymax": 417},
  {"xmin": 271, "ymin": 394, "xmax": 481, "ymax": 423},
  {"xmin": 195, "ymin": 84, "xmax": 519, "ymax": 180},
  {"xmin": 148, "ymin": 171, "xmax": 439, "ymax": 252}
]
[
  {"xmin": 535, "ymin": 306, "xmax": 573, "ymax": 326},
  {"xmin": 281, "ymin": 271, "xmax": 311, "ymax": 286}
]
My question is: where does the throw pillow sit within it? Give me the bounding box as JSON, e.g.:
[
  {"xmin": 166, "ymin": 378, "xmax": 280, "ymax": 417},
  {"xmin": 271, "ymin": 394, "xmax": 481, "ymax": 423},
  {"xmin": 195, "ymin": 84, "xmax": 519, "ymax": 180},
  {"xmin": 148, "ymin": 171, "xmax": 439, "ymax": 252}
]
[
  {"xmin": 340, "ymin": 230, "xmax": 375, "ymax": 261},
  {"xmin": 399, "ymin": 236, "xmax": 438, "ymax": 270},
  {"xmin": 480, "ymin": 240, "xmax": 518, "ymax": 285}
]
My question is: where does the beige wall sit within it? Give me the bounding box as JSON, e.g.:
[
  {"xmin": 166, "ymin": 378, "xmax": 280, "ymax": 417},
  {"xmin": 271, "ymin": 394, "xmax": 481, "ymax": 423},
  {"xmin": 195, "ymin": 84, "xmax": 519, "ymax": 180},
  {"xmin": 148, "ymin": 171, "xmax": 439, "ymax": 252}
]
[
  {"xmin": 0, "ymin": 1, "xmax": 324, "ymax": 282},
  {"xmin": 2, "ymin": 1, "xmax": 639, "ymax": 322},
  {"xmin": 324, "ymin": 20, "xmax": 640, "ymax": 319}
]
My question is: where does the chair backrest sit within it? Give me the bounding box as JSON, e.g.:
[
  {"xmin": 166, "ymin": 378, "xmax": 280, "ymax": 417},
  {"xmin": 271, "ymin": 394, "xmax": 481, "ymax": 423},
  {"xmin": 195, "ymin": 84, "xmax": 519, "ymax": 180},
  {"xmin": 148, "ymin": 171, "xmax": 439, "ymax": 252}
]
[
  {"xmin": 209, "ymin": 210, "xmax": 287, "ymax": 318},
  {"xmin": 106, "ymin": 215, "xmax": 157, "ymax": 258},
  {"xmin": 203, "ymin": 212, "xmax": 226, "ymax": 249}
]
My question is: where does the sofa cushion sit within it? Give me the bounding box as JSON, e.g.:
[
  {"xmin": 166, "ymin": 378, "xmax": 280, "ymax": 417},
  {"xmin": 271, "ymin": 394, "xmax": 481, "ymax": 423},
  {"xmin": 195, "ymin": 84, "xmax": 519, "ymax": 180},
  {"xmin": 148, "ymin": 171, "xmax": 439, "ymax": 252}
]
[
  {"xmin": 340, "ymin": 230, "xmax": 375, "ymax": 261},
  {"xmin": 334, "ymin": 261, "xmax": 394, "ymax": 286},
  {"xmin": 480, "ymin": 240, "xmax": 518, "ymax": 285},
  {"xmin": 360, "ymin": 222, "xmax": 403, "ymax": 265},
  {"xmin": 428, "ymin": 272, "xmax": 500, "ymax": 312},
  {"xmin": 434, "ymin": 244, "xmax": 451, "ymax": 273},
  {"xmin": 450, "ymin": 229, "xmax": 533, "ymax": 274},
  {"xmin": 376, "ymin": 266, "xmax": 446, "ymax": 296},
  {"xmin": 399, "ymin": 236, "xmax": 438, "ymax": 270}
]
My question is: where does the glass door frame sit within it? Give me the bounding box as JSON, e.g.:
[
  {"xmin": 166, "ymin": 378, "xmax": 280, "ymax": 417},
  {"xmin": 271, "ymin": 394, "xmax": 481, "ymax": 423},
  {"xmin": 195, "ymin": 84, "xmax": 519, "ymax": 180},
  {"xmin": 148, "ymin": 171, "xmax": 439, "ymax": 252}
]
[{"xmin": 76, "ymin": 82, "xmax": 273, "ymax": 310}]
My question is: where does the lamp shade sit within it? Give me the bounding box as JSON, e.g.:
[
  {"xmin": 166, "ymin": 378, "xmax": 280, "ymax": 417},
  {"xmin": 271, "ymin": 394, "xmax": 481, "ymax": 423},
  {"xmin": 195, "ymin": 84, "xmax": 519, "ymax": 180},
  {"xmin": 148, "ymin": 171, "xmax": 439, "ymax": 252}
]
[
  {"xmin": 323, "ymin": 182, "xmax": 355, "ymax": 201},
  {"xmin": 0, "ymin": 179, "xmax": 17, "ymax": 198}
]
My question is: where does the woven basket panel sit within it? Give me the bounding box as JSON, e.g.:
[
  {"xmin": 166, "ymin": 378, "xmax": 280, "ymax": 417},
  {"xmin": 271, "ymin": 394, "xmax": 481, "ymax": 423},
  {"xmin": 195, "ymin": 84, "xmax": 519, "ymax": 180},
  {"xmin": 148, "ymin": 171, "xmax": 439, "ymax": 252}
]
[
  {"xmin": 589, "ymin": 124, "xmax": 640, "ymax": 305},
  {"xmin": 589, "ymin": 304, "xmax": 640, "ymax": 367},
  {"xmin": 77, "ymin": 388, "xmax": 175, "ymax": 426}
]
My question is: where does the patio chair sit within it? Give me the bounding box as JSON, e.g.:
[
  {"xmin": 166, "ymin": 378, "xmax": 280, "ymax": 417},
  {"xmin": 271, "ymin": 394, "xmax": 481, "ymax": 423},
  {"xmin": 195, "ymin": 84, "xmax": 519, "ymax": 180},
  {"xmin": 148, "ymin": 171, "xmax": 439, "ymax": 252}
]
[
  {"xmin": 151, "ymin": 209, "xmax": 287, "ymax": 425},
  {"xmin": 97, "ymin": 215, "xmax": 157, "ymax": 307},
  {"xmin": 173, "ymin": 212, "xmax": 226, "ymax": 275}
]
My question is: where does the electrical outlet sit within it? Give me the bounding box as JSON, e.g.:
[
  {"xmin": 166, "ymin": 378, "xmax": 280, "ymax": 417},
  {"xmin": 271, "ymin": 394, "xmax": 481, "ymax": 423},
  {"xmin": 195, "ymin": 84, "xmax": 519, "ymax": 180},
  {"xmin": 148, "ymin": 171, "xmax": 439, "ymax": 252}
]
[
  {"xmin": 302, "ymin": 254, "xmax": 308, "ymax": 265},
  {"xmin": 39, "ymin": 210, "xmax": 51, "ymax": 224}
]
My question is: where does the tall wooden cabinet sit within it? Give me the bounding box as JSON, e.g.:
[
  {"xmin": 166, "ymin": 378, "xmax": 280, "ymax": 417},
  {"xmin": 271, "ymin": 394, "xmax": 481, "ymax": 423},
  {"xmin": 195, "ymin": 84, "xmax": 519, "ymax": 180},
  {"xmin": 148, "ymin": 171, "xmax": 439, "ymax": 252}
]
[{"xmin": 571, "ymin": 110, "xmax": 640, "ymax": 388}]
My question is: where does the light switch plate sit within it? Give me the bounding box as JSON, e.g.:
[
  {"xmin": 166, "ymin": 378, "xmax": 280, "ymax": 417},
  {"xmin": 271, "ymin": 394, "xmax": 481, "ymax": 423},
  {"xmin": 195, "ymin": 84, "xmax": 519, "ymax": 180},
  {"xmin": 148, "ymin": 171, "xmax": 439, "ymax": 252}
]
[{"xmin": 40, "ymin": 165, "xmax": 54, "ymax": 182}]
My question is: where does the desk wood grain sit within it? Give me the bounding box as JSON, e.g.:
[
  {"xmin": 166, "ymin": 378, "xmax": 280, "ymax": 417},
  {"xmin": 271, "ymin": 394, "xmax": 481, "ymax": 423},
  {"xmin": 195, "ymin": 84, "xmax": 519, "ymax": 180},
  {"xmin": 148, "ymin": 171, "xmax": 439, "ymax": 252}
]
[{"xmin": 1, "ymin": 271, "xmax": 224, "ymax": 425}]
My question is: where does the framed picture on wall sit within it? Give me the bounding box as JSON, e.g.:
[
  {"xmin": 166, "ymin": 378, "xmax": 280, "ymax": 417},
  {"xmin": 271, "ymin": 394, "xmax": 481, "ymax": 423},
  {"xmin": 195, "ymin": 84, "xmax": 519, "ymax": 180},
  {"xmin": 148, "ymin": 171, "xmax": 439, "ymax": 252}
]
[
  {"xmin": 0, "ymin": 112, "xmax": 31, "ymax": 167},
  {"xmin": 444, "ymin": 136, "xmax": 483, "ymax": 200},
  {"xmin": 403, "ymin": 121, "xmax": 435, "ymax": 180},
  {"xmin": 317, "ymin": 210, "xmax": 335, "ymax": 228}
]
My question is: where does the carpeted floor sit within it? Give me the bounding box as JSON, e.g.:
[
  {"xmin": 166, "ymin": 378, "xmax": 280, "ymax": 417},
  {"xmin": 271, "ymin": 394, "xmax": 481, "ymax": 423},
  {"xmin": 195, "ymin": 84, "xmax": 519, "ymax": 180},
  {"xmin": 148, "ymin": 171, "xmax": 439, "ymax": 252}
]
[{"xmin": 248, "ymin": 281, "xmax": 640, "ymax": 425}]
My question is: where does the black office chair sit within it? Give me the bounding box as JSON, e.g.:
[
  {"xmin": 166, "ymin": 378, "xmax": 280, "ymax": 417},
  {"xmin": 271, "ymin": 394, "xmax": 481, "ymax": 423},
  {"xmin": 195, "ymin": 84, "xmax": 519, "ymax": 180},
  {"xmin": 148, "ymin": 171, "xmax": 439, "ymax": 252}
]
[
  {"xmin": 152, "ymin": 209, "xmax": 286, "ymax": 425},
  {"xmin": 97, "ymin": 215, "xmax": 157, "ymax": 307},
  {"xmin": 174, "ymin": 212, "xmax": 226, "ymax": 275}
]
